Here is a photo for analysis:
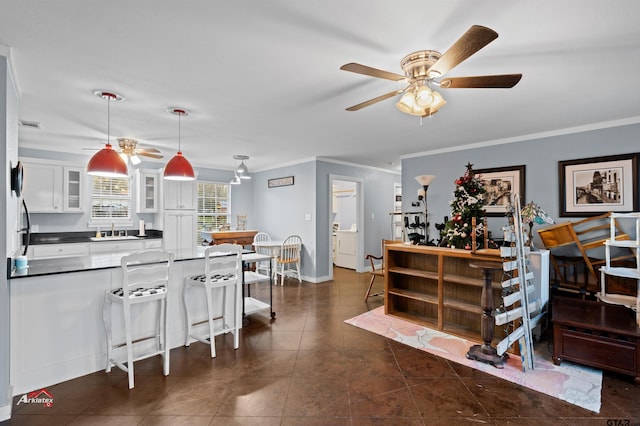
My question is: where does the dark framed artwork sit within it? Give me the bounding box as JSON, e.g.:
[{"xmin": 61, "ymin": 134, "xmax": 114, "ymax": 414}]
[
  {"xmin": 475, "ymin": 165, "xmax": 526, "ymax": 217},
  {"xmin": 268, "ymin": 176, "xmax": 294, "ymax": 188},
  {"xmin": 559, "ymin": 153, "xmax": 638, "ymax": 217}
]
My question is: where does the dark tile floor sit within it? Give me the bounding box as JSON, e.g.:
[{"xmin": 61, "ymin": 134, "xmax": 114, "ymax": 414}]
[{"xmin": 4, "ymin": 267, "xmax": 640, "ymax": 425}]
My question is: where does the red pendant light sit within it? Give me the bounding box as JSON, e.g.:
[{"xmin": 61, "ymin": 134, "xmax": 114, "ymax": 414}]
[
  {"xmin": 87, "ymin": 91, "xmax": 128, "ymax": 177},
  {"xmin": 164, "ymin": 107, "xmax": 195, "ymax": 181}
]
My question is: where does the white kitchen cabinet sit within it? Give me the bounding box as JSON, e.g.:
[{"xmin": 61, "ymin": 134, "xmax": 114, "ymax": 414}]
[
  {"xmin": 136, "ymin": 169, "xmax": 159, "ymax": 213},
  {"xmin": 163, "ymin": 179, "xmax": 196, "ymax": 210},
  {"xmin": 29, "ymin": 243, "xmax": 90, "ymax": 259},
  {"xmin": 143, "ymin": 238, "xmax": 163, "ymax": 249},
  {"xmin": 23, "ymin": 162, "xmax": 63, "ymax": 213},
  {"xmin": 63, "ymin": 166, "xmax": 85, "ymax": 212},
  {"xmin": 163, "ymin": 211, "xmax": 196, "ymax": 258},
  {"xmin": 90, "ymin": 240, "xmax": 145, "ymax": 254},
  {"xmin": 23, "ymin": 162, "xmax": 85, "ymax": 213}
]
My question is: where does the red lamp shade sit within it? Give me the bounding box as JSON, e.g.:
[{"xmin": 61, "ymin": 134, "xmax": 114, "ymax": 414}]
[
  {"xmin": 87, "ymin": 143, "xmax": 128, "ymax": 177},
  {"xmin": 163, "ymin": 151, "xmax": 195, "ymax": 180}
]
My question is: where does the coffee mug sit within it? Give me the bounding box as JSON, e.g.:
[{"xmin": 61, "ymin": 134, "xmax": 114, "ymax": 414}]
[{"xmin": 15, "ymin": 256, "xmax": 28, "ymax": 269}]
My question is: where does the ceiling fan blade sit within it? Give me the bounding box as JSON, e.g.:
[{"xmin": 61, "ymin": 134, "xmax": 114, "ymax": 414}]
[
  {"xmin": 137, "ymin": 147, "xmax": 161, "ymax": 154},
  {"xmin": 427, "ymin": 25, "xmax": 499, "ymax": 78},
  {"xmin": 440, "ymin": 74, "xmax": 522, "ymax": 88},
  {"xmin": 138, "ymin": 152, "xmax": 164, "ymax": 159},
  {"xmin": 340, "ymin": 63, "xmax": 405, "ymax": 82},
  {"xmin": 346, "ymin": 90, "xmax": 403, "ymax": 111}
]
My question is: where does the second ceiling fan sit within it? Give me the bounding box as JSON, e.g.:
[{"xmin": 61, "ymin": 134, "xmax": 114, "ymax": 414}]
[{"xmin": 340, "ymin": 25, "xmax": 522, "ymax": 117}]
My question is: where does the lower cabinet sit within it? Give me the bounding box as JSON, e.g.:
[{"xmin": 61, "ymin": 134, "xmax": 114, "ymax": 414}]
[
  {"xmin": 28, "ymin": 239, "xmax": 164, "ymax": 259},
  {"xmin": 163, "ymin": 211, "xmax": 196, "ymax": 258},
  {"xmin": 90, "ymin": 241, "xmax": 145, "ymax": 254},
  {"xmin": 29, "ymin": 243, "xmax": 90, "ymax": 259}
]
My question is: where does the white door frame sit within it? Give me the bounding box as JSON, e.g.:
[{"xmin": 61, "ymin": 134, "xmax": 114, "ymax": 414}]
[{"xmin": 328, "ymin": 174, "xmax": 364, "ymax": 280}]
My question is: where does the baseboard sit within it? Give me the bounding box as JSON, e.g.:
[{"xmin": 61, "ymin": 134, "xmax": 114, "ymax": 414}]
[{"xmin": 0, "ymin": 385, "xmax": 13, "ymax": 421}]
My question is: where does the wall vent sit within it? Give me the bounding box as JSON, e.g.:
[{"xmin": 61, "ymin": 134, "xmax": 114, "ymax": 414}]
[{"xmin": 19, "ymin": 120, "xmax": 41, "ymax": 129}]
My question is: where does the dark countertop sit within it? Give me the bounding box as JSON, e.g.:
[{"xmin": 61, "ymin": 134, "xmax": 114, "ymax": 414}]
[
  {"xmin": 9, "ymin": 248, "xmax": 265, "ymax": 279},
  {"xmin": 28, "ymin": 230, "xmax": 163, "ymax": 245}
]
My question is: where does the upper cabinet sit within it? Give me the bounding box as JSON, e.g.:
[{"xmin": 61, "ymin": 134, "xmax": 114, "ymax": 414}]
[
  {"xmin": 62, "ymin": 166, "xmax": 85, "ymax": 212},
  {"xmin": 163, "ymin": 179, "xmax": 196, "ymax": 210},
  {"xmin": 23, "ymin": 162, "xmax": 85, "ymax": 213},
  {"xmin": 136, "ymin": 169, "xmax": 159, "ymax": 213},
  {"xmin": 23, "ymin": 162, "xmax": 63, "ymax": 212}
]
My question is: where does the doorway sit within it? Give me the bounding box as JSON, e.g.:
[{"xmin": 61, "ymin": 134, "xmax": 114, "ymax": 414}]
[{"xmin": 329, "ymin": 175, "xmax": 364, "ymax": 281}]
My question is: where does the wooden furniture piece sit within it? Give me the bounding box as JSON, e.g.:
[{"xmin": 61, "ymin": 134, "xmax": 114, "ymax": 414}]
[
  {"xmin": 183, "ymin": 244, "xmax": 242, "ymax": 358},
  {"xmin": 276, "ymin": 235, "xmax": 302, "ymax": 285},
  {"xmin": 364, "ymin": 239, "xmax": 399, "ymax": 301},
  {"xmin": 552, "ymin": 296, "xmax": 640, "ymax": 383},
  {"xmin": 208, "ymin": 230, "xmax": 258, "ymax": 247},
  {"xmin": 537, "ymin": 212, "xmax": 634, "ymax": 296},
  {"xmin": 465, "ymin": 260, "xmax": 507, "ymax": 367},
  {"xmin": 385, "ymin": 244, "xmax": 505, "ymax": 342},
  {"xmin": 599, "ymin": 212, "xmax": 640, "ymax": 326}
]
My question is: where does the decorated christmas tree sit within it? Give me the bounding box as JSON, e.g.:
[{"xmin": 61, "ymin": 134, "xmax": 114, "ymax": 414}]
[{"xmin": 440, "ymin": 163, "xmax": 487, "ymax": 249}]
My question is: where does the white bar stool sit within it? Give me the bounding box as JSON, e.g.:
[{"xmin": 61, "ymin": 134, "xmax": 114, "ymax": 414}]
[
  {"xmin": 102, "ymin": 250, "xmax": 174, "ymax": 389},
  {"xmin": 183, "ymin": 244, "xmax": 242, "ymax": 358}
]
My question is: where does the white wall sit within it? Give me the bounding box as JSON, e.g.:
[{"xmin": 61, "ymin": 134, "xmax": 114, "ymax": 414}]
[
  {"xmin": 1, "ymin": 52, "xmax": 20, "ymax": 421},
  {"xmin": 401, "ymin": 123, "xmax": 640, "ymax": 247}
]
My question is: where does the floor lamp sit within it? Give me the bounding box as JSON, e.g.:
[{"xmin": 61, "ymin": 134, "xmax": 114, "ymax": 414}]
[{"xmin": 415, "ymin": 175, "xmax": 436, "ymax": 245}]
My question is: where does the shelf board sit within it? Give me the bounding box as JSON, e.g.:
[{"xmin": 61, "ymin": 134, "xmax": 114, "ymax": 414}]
[
  {"xmin": 386, "ymin": 311, "xmax": 438, "ymax": 329},
  {"xmin": 442, "ymin": 273, "xmax": 501, "ymax": 289},
  {"xmin": 388, "ymin": 267, "xmax": 438, "ymax": 280},
  {"xmin": 605, "ymin": 240, "xmax": 640, "ymax": 249},
  {"xmin": 244, "ymin": 271, "xmax": 271, "ymax": 285},
  {"xmin": 596, "ymin": 292, "xmax": 638, "ymax": 309},
  {"xmin": 601, "ymin": 267, "xmax": 640, "ymax": 280},
  {"xmin": 387, "ymin": 288, "xmax": 438, "ymax": 305},
  {"xmin": 443, "ymin": 297, "xmax": 483, "ymax": 315},
  {"xmin": 244, "ymin": 296, "xmax": 270, "ymax": 315}
]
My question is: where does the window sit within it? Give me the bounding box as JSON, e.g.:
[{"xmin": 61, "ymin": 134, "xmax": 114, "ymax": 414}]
[
  {"xmin": 197, "ymin": 181, "xmax": 230, "ymax": 243},
  {"xmin": 91, "ymin": 176, "xmax": 131, "ymax": 222}
]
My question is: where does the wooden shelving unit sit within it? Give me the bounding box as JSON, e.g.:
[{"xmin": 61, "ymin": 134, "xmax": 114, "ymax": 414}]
[{"xmin": 384, "ymin": 244, "xmax": 505, "ymax": 343}]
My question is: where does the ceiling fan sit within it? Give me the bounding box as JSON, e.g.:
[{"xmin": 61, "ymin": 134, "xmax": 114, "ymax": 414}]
[
  {"xmin": 84, "ymin": 138, "xmax": 163, "ymax": 165},
  {"xmin": 340, "ymin": 25, "xmax": 522, "ymax": 117}
]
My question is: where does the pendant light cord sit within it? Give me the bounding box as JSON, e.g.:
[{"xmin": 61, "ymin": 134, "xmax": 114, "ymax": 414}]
[
  {"xmin": 178, "ymin": 111, "xmax": 182, "ymax": 152},
  {"xmin": 107, "ymin": 94, "xmax": 111, "ymax": 146}
]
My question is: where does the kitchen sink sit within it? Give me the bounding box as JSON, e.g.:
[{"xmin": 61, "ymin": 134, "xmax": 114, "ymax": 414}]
[{"xmin": 90, "ymin": 236, "xmax": 140, "ymax": 241}]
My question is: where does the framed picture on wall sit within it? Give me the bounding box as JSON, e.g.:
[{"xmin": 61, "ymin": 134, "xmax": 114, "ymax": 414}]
[
  {"xmin": 559, "ymin": 153, "xmax": 639, "ymax": 217},
  {"xmin": 475, "ymin": 165, "xmax": 526, "ymax": 217}
]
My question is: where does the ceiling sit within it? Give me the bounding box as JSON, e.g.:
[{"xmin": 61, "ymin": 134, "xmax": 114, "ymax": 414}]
[{"xmin": 2, "ymin": 1, "xmax": 640, "ymax": 173}]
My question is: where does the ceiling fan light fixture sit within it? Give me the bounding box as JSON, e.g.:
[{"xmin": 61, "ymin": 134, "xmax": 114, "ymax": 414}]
[
  {"xmin": 395, "ymin": 92, "xmax": 416, "ymax": 114},
  {"xmin": 415, "ymin": 85, "xmax": 434, "ymax": 107},
  {"xmin": 130, "ymin": 154, "xmax": 142, "ymax": 165},
  {"xmin": 164, "ymin": 107, "xmax": 195, "ymax": 181},
  {"xmin": 87, "ymin": 90, "xmax": 128, "ymax": 177}
]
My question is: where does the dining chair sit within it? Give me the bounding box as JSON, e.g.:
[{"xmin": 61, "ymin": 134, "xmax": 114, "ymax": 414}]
[
  {"xmin": 102, "ymin": 249, "xmax": 174, "ymax": 389},
  {"xmin": 253, "ymin": 232, "xmax": 272, "ymax": 275},
  {"xmin": 364, "ymin": 239, "xmax": 398, "ymax": 301},
  {"xmin": 183, "ymin": 244, "xmax": 242, "ymax": 358},
  {"xmin": 276, "ymin": 235, "xmax": 302, "ymax": 285}
]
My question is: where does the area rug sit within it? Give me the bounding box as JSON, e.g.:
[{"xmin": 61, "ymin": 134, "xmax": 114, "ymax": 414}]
[{"xmin": 345, "ymin": 306, "xmax": 602, "ymax": 413}]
